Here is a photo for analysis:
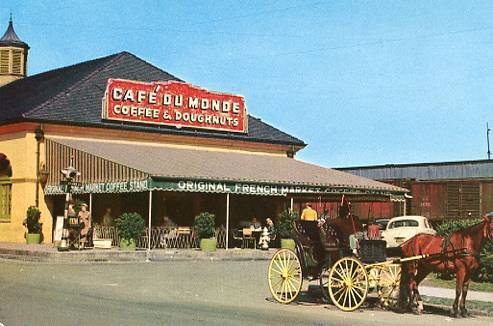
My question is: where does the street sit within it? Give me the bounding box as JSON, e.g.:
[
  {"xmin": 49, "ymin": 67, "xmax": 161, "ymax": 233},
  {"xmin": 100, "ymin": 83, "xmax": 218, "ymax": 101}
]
[{"xmin": 0, "ymin": 259, "xmax": 491, "ymax": 326}]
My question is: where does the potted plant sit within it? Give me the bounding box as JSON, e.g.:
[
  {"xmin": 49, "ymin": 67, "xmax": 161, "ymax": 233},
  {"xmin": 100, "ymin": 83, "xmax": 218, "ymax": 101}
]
[
  {"xmin": 23, "ymin": 206, "xmax": 42, "ymax": 244},
  {"xmin": 115, "ymin": 212, "xmax": 145, "ymax": 251},
  {"xmin": 194, "ymin": 212, "xmax": 216, "ymax": 252},
  {"xmin": 276, "ymin": 209, "xmax": 297, "ymax": 250}
]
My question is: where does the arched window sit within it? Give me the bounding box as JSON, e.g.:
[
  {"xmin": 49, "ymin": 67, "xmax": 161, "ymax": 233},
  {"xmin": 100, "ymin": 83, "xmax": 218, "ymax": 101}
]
[{"xmin": 0, "ymin": 153, "xmax": 12, "ymax": 222}]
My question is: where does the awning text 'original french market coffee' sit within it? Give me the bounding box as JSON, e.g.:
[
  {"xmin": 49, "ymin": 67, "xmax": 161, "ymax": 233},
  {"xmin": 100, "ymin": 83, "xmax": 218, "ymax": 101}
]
[{"xmin": 102, "ymin": 79, "xmax": 248, "ymax": 133}]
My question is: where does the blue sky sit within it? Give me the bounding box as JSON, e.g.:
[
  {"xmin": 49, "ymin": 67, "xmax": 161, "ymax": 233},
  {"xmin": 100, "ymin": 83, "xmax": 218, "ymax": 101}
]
[{"xmin": 1, "ymin": 1, "xmax": 492, "ymax": 167}]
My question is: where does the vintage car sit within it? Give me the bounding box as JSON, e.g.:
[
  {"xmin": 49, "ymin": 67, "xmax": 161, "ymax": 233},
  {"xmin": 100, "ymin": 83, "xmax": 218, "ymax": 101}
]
[
  {"xmin": 381, "ymin": 215, "xmax": 436, "ymax": 248},
  {"xmin": 374, "ymin": 218, "xmax": 390, "ymax": 230}
]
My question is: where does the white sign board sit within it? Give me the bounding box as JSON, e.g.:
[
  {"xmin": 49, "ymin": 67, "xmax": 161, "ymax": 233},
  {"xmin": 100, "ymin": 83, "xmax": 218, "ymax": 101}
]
[{"xmin": 54, "ymin": 216, "xmax": 64, "ymax": 242}]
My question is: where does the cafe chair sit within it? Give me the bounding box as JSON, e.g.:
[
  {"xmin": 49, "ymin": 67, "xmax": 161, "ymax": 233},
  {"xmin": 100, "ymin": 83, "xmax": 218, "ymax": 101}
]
[
  {"xmin": 242, "ymin": 228, "xmax": 255, "ymax": 249},
  {"xmin": 160, "ymin": 228, "xmax": 178, "ymax": 248},
  {"xmin": 231, "ymin": 229, "xmax": 243, "ymax": 248},
  {"xmin": 177, "ymin": 226, "xmax": 192, "ymax": 248}
]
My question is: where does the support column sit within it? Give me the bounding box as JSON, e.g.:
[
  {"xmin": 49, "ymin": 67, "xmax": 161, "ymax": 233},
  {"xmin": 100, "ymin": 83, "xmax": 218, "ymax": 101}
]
[
  {"xmin": 89, "ymin": 193, "xmax": 93, "ymax": 213},
  {"xmin": 290, "ymin": 197, "xmax": 294, "ymax": 212},
  {"xmin": 146, "ymin": 190, "xmax": 153, "ymax": 262},
  {"xmin": 403, "ymin": 199, "xmax": 407, "ymax": 216},
  {"xmin": 225, "ymin": 193, "xmax": 230, "ymax": 250}
]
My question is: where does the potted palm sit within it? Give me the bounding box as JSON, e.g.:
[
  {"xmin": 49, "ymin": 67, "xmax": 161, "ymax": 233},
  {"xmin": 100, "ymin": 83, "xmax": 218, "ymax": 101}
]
[
  {"xmin": 276, "ymin": 209, "xmax": 297, "ymax": 250},
  {"xmin": 194, "ymin": 212, "xmax": 216, "ymax": 252},
  {"xmin": 23, "ymin": 206, "xmax": 42, "ymax": 244},
  {"xmin": 115, "ymin": 212, "xmax": 145, "ymax": 251}
]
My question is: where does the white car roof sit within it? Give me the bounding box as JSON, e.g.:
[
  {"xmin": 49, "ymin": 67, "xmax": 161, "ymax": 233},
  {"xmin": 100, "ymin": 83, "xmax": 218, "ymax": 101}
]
[{"xmin": 390, "ymin": 215, "xmax": 428, "ymax": 222}]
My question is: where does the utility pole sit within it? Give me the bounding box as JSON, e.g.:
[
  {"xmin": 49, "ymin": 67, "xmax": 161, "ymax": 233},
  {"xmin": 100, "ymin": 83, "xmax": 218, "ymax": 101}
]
[{"xmin": 488, "ymin": 122, "xmax": 491, "ymax": 160}]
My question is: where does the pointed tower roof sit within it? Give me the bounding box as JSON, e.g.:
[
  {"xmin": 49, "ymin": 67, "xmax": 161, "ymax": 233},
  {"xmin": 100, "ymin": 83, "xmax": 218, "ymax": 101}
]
[{"xmin": 0, "ymin": 15, "xmax": 29, "ymax": 49}]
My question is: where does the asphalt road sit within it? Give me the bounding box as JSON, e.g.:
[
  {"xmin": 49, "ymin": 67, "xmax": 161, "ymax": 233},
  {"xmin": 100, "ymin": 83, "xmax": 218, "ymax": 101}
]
[{"xmin": 0, "ymin": 259, "xmax": 491, "ymax": 326}]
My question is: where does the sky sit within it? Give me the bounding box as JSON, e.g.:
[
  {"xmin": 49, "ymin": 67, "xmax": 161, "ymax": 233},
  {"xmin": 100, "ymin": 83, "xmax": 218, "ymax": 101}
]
[{"xmin": 1, "ymin": 1, "xmax": 492, "ymax": 168}]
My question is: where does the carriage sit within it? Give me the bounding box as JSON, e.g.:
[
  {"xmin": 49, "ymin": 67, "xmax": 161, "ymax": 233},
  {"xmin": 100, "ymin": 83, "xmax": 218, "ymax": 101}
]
[
  {"xmin": 267, "ymin": 219, "xmax": 405, "ymax": 311},
  {"xmin": 268, "ymin": 212, "xmax": 493, "ymax": 314}
]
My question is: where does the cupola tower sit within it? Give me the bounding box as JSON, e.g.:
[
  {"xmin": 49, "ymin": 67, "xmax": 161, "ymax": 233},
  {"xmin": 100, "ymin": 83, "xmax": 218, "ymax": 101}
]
[{"xmin": 0, "ymin": 15, "xmax": 29, "ymax": 87}]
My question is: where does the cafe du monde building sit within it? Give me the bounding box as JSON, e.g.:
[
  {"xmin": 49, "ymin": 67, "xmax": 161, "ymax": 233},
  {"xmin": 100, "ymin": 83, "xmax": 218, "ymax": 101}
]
[{"xmin": 0, "ymin": 19, "xmax": 406, "ymax": 244}]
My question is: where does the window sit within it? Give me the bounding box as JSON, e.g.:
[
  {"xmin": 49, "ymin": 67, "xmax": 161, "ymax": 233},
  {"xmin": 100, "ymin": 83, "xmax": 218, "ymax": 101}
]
[
  {"xmin": 0, "ymin": 50, "xmax": 9, "ymax": 73},
  {"xmin": 0, "ymin": 178, "xmax": 12, "ymax": 222},
  {"xmin": 391, "ymin": 219, "xmax": 419, "ymax": 228},
  {"xmin": 12, "ymin": 50, "xmax": 22, "ymax": 74}
]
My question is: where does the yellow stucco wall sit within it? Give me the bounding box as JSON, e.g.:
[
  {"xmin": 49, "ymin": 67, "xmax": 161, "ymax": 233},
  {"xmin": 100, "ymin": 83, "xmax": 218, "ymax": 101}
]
[{"xmin": 0, "ymin": 131, "xmax": 52, "ymax": 243}]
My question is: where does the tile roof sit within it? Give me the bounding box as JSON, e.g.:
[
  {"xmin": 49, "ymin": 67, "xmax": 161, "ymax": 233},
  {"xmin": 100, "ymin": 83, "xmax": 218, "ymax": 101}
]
[
  {"xmin": 0, "ymin": 51, "xmax": 305, "ymax": 146},
  {"xmin": 339, "ymin": 159, "xmax": 493, "ymax": 181},
  {"xmin": 49, "ymin": 137, "xmax": 407, "ymax": 194}
]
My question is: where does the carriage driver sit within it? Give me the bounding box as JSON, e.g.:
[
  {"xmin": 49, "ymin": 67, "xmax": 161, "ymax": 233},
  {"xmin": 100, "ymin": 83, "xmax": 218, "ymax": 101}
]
[
  {"xmin": 300, "ymin": 203, "xmax": 324, "ymax": 261},
  {"xmin": 301, "ymin": 203, "xmax": 318, "ymax": 221}
]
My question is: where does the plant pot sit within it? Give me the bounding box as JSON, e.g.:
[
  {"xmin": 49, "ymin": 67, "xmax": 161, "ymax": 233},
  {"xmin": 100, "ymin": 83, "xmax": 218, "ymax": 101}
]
[
  {"xmin": 26, "ymin": 233, "xmax": 41, "ymax": 244},
  {"xmin": 280, "ymin": 238, "xmax": 295, "ymax": 250},
  {"xmin": 199, "ymin": 238, "xmax": 217, "ymax": 252},
  {"xmin": 119, "ymin": 238, "xmax": 136, "ymax": 251}
]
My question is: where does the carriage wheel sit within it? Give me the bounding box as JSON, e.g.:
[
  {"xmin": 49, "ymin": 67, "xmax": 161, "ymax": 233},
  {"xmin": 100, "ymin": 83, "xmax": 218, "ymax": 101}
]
[
  {"xmin": 328, "ymin": 257, "xmax": 368, "ymax": 311},
  {"xmin": 377, "ymin": 264, "xmax": 401, "ymax": 309},
  {"xmin": 268, "ymin": 249, "xmax": 303, "ymax": 304},
  {"xmin": 319, "ymin": 259, "xmax": 332, "ymax": 303}
]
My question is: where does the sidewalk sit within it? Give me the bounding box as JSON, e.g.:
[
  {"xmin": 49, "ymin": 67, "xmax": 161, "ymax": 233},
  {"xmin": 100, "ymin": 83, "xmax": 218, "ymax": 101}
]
[
  {"xmin": 420, "ymin": 285, "xmax": 493, "ymax": 302},
  {"xmin": 0, "ymin": 242, "xmax": 273, "ymax": 263}
]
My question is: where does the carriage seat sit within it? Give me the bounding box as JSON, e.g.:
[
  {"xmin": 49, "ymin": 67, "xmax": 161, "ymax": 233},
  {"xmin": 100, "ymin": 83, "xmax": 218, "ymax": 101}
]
[
  {"xmin": 320, "ymin": 225, "xmax": 340, "ymax": 252},
  {"xmin": 292, "ymin": 221, "xmax": 315, "ymax": 247},
  {"xmin": 359, "ymin": 239, "xmax": 386, "ymax": 263},
  {"xmin": 294, "ymin": 221, "xmax": 339, "ymax": 254}
]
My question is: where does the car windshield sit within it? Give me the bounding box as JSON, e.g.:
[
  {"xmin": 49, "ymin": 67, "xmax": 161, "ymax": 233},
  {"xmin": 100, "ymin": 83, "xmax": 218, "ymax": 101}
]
[{"xmin": 388, "ymin": 219, "xmax": 419, "ymax": 229}]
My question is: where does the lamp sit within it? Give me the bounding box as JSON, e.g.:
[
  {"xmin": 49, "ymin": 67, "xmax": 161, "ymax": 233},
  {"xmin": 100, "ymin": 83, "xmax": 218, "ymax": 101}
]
[{"xmin": 34, "ymin": 126, "xmax": 44, "ymax": 142}]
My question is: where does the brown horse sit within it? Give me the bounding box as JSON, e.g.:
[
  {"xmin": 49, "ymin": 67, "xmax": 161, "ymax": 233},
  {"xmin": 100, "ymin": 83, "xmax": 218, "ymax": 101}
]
[{"xmin": 400, "ymin": 212, "xmax": 493, "ymax": 316}]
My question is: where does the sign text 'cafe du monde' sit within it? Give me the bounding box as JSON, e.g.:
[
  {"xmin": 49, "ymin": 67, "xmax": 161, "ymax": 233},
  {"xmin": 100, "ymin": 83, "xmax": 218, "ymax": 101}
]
[{"xmin": 102, "ymin": 79, "xmax": 248, "ymax": 133}]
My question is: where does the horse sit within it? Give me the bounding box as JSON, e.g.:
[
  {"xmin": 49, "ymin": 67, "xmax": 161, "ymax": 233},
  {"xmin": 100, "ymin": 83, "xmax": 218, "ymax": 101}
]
[{"xmin": 399, "ymin": 212, "xmax": 493, "ymax": 316}]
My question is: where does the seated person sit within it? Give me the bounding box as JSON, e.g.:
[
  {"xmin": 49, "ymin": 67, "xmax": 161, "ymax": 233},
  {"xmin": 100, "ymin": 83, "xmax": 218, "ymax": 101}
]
[
  {"xmin": 249, "ymin": 216, "xmax": 261, "ymax": 230},
  {"xmin": 300, "ymin": 203, "xmax": 325, "ymax": 263},
  {"xmin": 265, "ymin": 218, "xmax": 275, "ymax": 240},
  {"xmin": 101, "ymin": 208, "xmax": 113, "ymax": 226},
  {"xmin": 161, "ymin": 216, "xmax": 177, "ymax": 229},
  {"xmin": 238, "ymin": 220, "xmax": 250, "ymax": 228},
  {"xmin": 300, "ymin": 203, "xmax": 319, "ymax": 241},
  {"xmin": 301, "ymin": 203, "xmax": 317, "ymax": 221}
]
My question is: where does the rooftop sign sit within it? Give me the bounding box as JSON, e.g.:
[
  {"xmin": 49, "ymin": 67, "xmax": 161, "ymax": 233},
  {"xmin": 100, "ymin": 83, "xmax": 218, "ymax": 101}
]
[{"xmin": 102, "ymin": 79, "xmax": 248, "ymax": 133}]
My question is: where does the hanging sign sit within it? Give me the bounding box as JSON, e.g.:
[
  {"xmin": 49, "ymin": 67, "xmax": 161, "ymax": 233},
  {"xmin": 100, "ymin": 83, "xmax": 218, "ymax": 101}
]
[
  {"xmin": 44, "ymin": 180, "xmax": 150, "ymax": 195},
  {"xmin": 151, "ymin": 180, "xmax": 395, "ymax": 197},
  {"xmin": 102, "ymin": 79, "xmax": 248, "ymax": 133}
]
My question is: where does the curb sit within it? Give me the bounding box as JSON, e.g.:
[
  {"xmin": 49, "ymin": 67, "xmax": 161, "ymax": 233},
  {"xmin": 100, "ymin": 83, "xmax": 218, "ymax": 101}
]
[{"xmin": 0, "ymin": 247, "xmax": 274, "ymax": 263}]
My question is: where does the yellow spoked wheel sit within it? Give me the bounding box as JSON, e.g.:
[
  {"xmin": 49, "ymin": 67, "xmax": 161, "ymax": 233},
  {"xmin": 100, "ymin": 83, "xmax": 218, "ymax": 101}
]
[
  {"xmin": 328, "ymin": 257, "xmax": 368, "ymax": 311},
  {"xmin": 377, "ymin": 263, "xmax": 401, "ymax": 309},
  {"xmin": 268, "ymin": 249, "xmax": 303, "ymax": 304}
]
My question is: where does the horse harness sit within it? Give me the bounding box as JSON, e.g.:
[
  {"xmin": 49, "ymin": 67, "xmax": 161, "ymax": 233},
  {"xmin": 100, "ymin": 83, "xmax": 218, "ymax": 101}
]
[{"xmin": 440, "ymin": 234, "xmax": 474, "ymax": 260}]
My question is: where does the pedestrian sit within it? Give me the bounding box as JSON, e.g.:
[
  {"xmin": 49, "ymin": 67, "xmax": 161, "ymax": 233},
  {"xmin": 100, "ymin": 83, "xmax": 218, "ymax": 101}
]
[{"xmin": 78, "ymin": 203, "xmax": 91, "ymax": 247}]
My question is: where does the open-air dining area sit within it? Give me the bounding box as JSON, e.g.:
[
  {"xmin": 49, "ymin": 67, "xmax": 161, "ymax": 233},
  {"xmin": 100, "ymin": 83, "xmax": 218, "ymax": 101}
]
[{"xmin": 54, "ymin": 190, "xmax": 287, "ymax": 251}]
